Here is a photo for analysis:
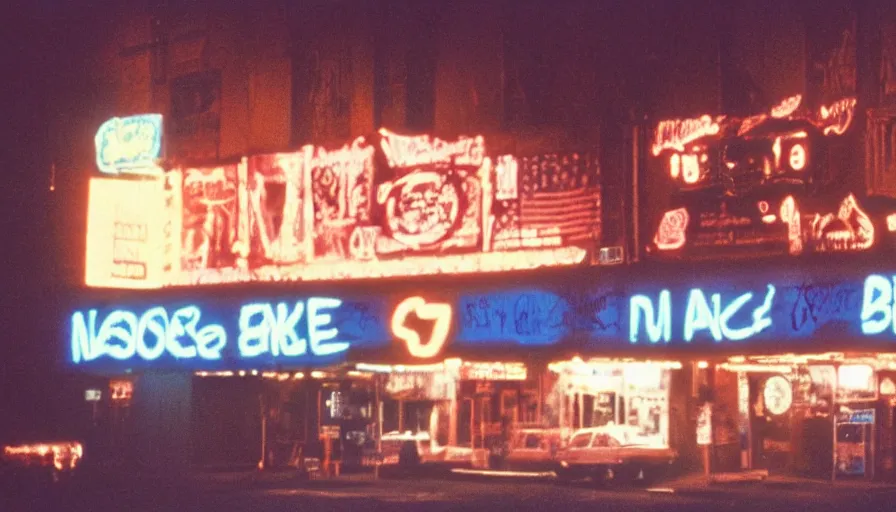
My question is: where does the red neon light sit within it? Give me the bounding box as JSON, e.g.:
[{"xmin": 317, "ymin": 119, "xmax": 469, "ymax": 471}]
[
  {"xmin": 654, "ymin": 208, "xmax": 689, "ymax": 251},
  {"xmin": 737, "ymin": 114, "xmax": 768, "ymax": 136},
  {"xmin": 771, "ymin": 95, "xmax": 802, "ymax": 118},
  {"xmin": 811, "ymin": 194, "xmax": 874, "ymax": 251},
  {"xmin": 819, "ymin": 97, "xmax": 857, "ymax": 136},
  {"xmin": 681, "ymin": 154, "xmax": 700, "ymax": 184},
  {"xmin": 887, "ymin": 214, "xmax": 896, "ymax": 233},
  {"xmin": 779, "ymin": 196, "xmax": 803, "ymax": 255},
  {"xmin": 652, "ymin": 115, "xmax": 721, "ymax": 156},
  {"xmin": 789, "ymin": 143, "xmax": 807, "ymax": 171},
  {"xmin": 378, "ymin": 128, "xmax": 485, "ymax": 168}
]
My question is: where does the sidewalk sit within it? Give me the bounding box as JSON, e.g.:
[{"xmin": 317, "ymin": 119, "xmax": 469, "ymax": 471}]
[{"xmin": 651, "ymin": 471, "xmax": 896, "ymax": 496}]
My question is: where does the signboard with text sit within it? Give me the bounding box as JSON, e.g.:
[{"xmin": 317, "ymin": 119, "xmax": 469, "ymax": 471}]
[{"xmin": 67, "ymin": 261, "xmax": 896, "ymax": 372}]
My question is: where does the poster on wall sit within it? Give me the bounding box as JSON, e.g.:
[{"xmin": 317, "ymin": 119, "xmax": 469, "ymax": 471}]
[
  {"xmin": 169, "ymin": 70, "xmax": 221, "ymax": 162},
  {"xmin": 92, "ymin": 129, "xmax": 603, "ymax": 288},
  {"xmin": 645, "ymin": 92, "xmax": 896, "ymax": 260},
  {"xmin": 84, "ymin": 177, "xmax": 167, "ymax": 288}
]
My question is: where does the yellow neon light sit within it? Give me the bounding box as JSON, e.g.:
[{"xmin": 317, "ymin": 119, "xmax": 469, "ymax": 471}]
[
  {"xmin": 391, "ymin": 297, "xmax": 453, "ymax": 359},
  {"xmin": 771, "ymin": 94, "xmax": 802, "ymax": 118},
  {"xmin": 652, "ymin": 115, "xmax": 721, "ymax": 156}
]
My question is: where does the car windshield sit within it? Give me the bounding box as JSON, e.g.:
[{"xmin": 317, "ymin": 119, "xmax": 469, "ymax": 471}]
[{"xmin": 568, "ymin": 433, "xmax": 592, "ymax": 449}]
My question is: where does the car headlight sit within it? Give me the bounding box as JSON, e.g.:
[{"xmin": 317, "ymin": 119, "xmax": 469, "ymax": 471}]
[{"xmin": 560, "ymin": 461, "xmax": 569, "ymax": 468}]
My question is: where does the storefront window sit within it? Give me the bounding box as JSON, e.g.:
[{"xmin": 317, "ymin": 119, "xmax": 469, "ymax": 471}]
[{"xmin": 549, "ymin": 360, "xmax": 674, "ymax": 449}]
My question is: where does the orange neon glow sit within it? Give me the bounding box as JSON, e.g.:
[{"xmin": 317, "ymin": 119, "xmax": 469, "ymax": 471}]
[
  {"xmin": 887, "ymin": 214, "xmax": 896, "ymax": 232},
  {"xmin": 789, "ymin": 143, "xmax": 806, "ymax": 170},
  {"xmin": 773, "ymin": 137, "xmax": 782, "ymax": 167},
  {"xmin": 110, "ymin": 380, "xmax": 133, "ymax": 402},
  {"xmin": 762, "ymin": 214, "xmax": 777, "ymax": 224},
  {"xmin": 652, "ymin": 115, "xmax": 721, "ymax": 156},
  {"xmin": 737, "ymin": 114, "xmax": 767, "ymax": 136},
  {"xmin": 3, "ymin": 442, "xmax": 83, "ymax": 472},
  {"xmin": 654, "ymin": 208, "xmax": 689, "ymax": 251},
  {"xmin": 819, "ymin": 97, "xmax": 857, "ymax": 136},
  {"xmin": 169, "ymin": 248, "xmax": 588, "ymax": 286},
  {"xmin": 758, "ymin": 201, "xmax": 769, "ymax": 215},
  {"xmin": 811, "ymin": 194, "xmax": 874, "ymax": 251},
  {"xmin": 681, "ymin": 154, "xmax": 700, "ymax": 183},
  {"xmin": 779, "ymin": 196, "xmax": 803, "ymax": 255},
  {"xmin": 378, "ymin": 128, "xmax": 485, "ymax": 168},
  {"xmin": 771, "ymin": 94, "xmax": 802, "ymax": 118},
  {"xmin": 669, "ymin": 154, "xmax": 680, "ymax": 179},
  {"xmin": 391, "ymin": 297, "xmax": 453, "ymax": 359},
  {"xmin": 460, "ymin": 361, "xmax": 527, "ymax": 381}
]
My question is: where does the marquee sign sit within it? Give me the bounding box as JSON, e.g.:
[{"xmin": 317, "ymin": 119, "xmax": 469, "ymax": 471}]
[
  {"xmin": 67, "ymin": 264, "xmax": 896, "ymax": 372},
  {"xmin": 84, "ymin": 127, "xmax": 602, "ymax": 289}
]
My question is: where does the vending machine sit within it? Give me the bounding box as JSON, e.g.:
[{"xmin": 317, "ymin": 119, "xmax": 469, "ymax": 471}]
[{"xmin": 834, "ymin": 409, "xmax": 875, "ymax": 478}]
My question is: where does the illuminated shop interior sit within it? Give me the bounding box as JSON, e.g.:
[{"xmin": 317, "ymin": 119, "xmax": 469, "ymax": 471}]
[
  {"xmin": 547, "ymin": 358, "xmax": 682, "ymax": 449},
  {"xmin": 713, "ymin": 353, "xmax": 896, "ymax": 479}
]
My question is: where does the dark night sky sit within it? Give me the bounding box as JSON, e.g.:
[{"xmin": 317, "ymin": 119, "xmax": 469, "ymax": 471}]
[{"xmin": 0, "ymin": 1, "xmax": 104, "ymax": 440}]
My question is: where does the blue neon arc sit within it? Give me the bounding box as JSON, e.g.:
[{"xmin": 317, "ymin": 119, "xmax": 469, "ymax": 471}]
[
  {"xmin": 70, "ymin": 297, "xmax": 349, "ymax": 366},
  {"xmin": 629, "ymin": 285, "xmax": 776, "ymax": 344}
]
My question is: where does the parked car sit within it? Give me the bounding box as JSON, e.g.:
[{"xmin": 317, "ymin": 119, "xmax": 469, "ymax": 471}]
[
  {"xmin": 554, "ymin": 427, "xmax": 676, "ymax": 484},
  {"xmin": 500, "ymin": 427, "xmax": 562, "ymax": 471}
]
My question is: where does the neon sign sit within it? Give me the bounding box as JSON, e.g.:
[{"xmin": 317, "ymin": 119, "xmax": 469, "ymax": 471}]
[
  {"xmin": 378, "ymin": 128, "xmax": 485, "ymax": 168},
  {"xmin": 70, "ymin": 297, "xmax": 351, "ymax": 366},
  {"xmin": 771, "ymin": 95, "xmax": 802, "ymax": 119},
  {"xmin": 630, "ymin": 285, "xmax": 775, "ymax": 343},
  {"xmin": 811, "ymin": 194, "xmax": 874, "ymax": 252},
  {"xmin": 95, "ymin": 114, "xmax": 163, "ymax": 175},
  {"xmin": 238, "ymin": 298, "xmax": 348, "ymax": 358},
  {"xmin": 819, "ymin": 97, "xmax": 857, "ymax": 136},
  {"xmin": 651, "ymin": 115, "xmax": 721, "ymax": 156},
  {"xmin": 654, "ymin": 208, "xmax": 689, "ymax": 251},
  {"xmin": 391, "ymin": 296, "xmax": 453, "ymax": 359}
]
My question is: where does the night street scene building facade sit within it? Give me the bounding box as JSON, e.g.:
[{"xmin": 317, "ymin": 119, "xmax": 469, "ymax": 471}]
[{"xmin": 28, "ymin": 0, "xmax": 896, "ymax": 487}]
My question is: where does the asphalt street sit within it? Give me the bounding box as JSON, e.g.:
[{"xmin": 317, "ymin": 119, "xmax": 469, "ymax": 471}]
[{"xmin": 4, "ymin": 474, "xmax": 896, "ymax": 512}]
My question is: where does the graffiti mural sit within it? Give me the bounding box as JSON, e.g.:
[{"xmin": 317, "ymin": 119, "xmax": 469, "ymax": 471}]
[{"xmin": 89, "ymin": 129, "xmax": 603, "ymax": 288}]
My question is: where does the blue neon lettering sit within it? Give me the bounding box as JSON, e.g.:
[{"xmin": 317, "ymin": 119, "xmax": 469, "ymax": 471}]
[
  {"xmin": 274, "ymin": 302, "xmax": 307, "ymax": 357},
  {"xmin": 167, "ymin": 307, "xmax": 200, "ymax": 359},
  {"xmin": 751, "ymin": 285, "xmax": 775, "ymax": 335},
  {"xmin": 136, "ymin": 306, "xmax": 166, "ymax": 360},
  {"xmin": 103, "ymin": 310, "xmax": 138, "ymax": 360},
  {"xmin": 71, "ymin": 305, "xmax": 226, "ymax": 363},
  {"xmin": 861, "ymin": 274, "xmax": 894, "ymax": 335},
  {"xmin": 629, "ymin": 290, "xmax": 671, "ymax": 343},
  {"xmin": 718, "ymin": 292, "xmax": 754, "ymax": 340},
  {"xmin": 308, "ymin": 297, "xmax": 349, "ymax": 356},
  {"xmin": 71, "ymin": 310, "xmax": 97, "ymax": 364},
  {"xmin": 684, "ymin": 289, "xmax": 721, "ymax": 342},
  {"xmin": 238, "ymin": 303, "xmax": 272, "ymax": 358}
]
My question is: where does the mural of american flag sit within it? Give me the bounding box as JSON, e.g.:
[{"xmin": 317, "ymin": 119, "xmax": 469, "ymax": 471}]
[{"xmin": 513, "ymin": 153, "xmax": 602, "ymax": 245}]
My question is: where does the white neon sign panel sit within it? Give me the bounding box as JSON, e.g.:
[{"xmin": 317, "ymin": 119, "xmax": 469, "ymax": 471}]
[
  {"xmin": 630, "ymin": 285, "xmax": 775, "ymax": 343},
  {"xmin": 95, "ymin": 114, "xmax": 163, "ymax": 175}
]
